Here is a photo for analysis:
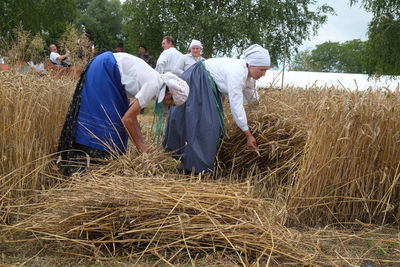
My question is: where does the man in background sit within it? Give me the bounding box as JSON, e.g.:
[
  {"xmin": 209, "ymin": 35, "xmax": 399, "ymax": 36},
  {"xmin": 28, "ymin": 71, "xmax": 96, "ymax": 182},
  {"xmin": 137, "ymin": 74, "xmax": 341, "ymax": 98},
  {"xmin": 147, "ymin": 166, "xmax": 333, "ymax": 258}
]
[
  {"xmin": 49, "ymin": 44, "xmax": 70, "ymax": 67},
  {"xmin": 138, "ymin": 44, "xmax": 152, "ymax": 67},
  {"xmin": 114, "ymin": 43, "xmax": 124, "ymax": 53},
  {"xmin": 155, "ymin": 36, "xmax": 182, "ymax": 74}
]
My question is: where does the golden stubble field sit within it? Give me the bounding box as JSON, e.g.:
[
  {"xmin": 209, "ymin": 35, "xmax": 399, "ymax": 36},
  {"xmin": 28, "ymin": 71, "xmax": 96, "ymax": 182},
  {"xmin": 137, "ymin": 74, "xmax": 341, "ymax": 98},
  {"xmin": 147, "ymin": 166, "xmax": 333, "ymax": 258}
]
[{"xmin": 1, "ymin": 70, "xmax": 400, "ymax": 266}]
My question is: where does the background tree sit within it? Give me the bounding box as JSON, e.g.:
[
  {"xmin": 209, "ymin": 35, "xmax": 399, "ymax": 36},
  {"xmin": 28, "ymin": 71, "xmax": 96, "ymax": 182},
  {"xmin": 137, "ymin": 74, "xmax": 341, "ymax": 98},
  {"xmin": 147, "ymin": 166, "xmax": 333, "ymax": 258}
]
[
  {"xmin": 122, "ymin": 0, "xmax": 165, "ymax": 58},
  {"xmin": 76, "ymin": 0, "xmax": 123, "ymax": 51},
  {"xmin": 309, "ymin": 41, "xmax": 341, "ymax": 72},
  {"xmin": 290, "ymin": 39, "xmax": 367, "ymax": 73},
  {"xmin": 340, "ymin": 39, "xmax": 367, "ymax": 73},
  {"xmin": 290, "ymin": 49, "xmax": 314, "ymax": 71},
  {"xmin": 122, "ymin": 0, "xmax": 334, "ymax": 64},
  {"xmin": 350, "ymin": 0, "xmax": 400, "ymax": 75},
  {"xmin": 0, "ymin": 0, "xmax": 77, "ymax": 44}
]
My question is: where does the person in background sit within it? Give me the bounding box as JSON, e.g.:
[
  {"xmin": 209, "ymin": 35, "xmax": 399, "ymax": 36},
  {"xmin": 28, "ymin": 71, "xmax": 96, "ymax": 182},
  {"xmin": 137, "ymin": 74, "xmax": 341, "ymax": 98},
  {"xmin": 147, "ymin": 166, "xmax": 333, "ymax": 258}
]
[
  {"xmin": 0, "ymin": 57, "xmax": 10, "ymax": 71},
  {"xmin": 57, "ymin": 51, "xmax": 189, "ymax": 176},
  {"xmin": 49, "ymin": 44, "xmax": 69, "ymax": 67},
  {"xmin": 138, "ymin": 44, "xmax": 153, "ymax": 114},
  {"xmin": 174, "ymin": 39, "xmax": 204, "ymax": 76},
  {"xmin": 155, "ymin": 36, "xmax": 182, "ymax": 74},
  {"xmin": 138, "ymin": 44, "xmax": 152, "ymax": 67},
  {"xmin": 163, "ymin": 44, "xmax": 270, "ymax": 174},
  {"xmin": 114, "ymin": 43, "xmax": 124, "ymax": 53}
]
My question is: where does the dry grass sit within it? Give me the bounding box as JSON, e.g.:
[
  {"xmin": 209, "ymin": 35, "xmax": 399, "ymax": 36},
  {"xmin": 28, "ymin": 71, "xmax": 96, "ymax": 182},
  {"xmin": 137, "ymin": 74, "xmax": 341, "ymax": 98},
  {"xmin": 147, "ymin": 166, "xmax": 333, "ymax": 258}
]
[
  {"xmin": 217, "ymin": 86, "xmax": 400, "ymax": 226},
  {"xmin": 2, "ymin": 71, "xmax": 400, "ymax": 265}
]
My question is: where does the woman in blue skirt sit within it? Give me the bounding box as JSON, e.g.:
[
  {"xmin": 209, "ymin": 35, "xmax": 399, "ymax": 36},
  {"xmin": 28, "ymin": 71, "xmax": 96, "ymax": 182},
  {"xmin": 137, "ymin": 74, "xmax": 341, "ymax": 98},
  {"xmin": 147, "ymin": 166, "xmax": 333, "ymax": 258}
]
[{"xmin": 58, "ymin": 51, "xmax": 189, "ymax": 176}]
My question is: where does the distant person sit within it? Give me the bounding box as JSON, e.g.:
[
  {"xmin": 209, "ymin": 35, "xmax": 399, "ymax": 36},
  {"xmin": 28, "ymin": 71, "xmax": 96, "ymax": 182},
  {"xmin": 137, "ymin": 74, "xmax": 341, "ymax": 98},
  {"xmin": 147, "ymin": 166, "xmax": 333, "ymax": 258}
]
[
  {"xmin": 0, "ymin": 57, "xmax": 10, "ymax": 71},
  {"xmin": 49, "ymin": 44, "xmax": 70, "ymax": 67},
  {"xmin": 57, "ymin": 51, "xmax": 189, "ymax": 176},
  {"xmin": 114, "ymin": 43, "xmax": 124, "ymax": 53},
  {"xmin": 174, "ymin": 39, "xmax": 204, "ymax": 76},
  {"xmin": 138, "ymin": 44, "xmax": 153, "ymax": 114},
  {"xmin": 138, "ymin": 44, "xmax": 152, "ymax": 66},
  {"xmin": 155, "ymin": 36, "xmax": 182, "ymax": 74}
]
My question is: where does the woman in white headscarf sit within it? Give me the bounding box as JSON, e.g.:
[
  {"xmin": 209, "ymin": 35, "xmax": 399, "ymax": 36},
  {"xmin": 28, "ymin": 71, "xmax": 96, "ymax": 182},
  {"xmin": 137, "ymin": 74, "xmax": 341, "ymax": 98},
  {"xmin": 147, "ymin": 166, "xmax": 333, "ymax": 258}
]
[
  {"xmin": 174, "ymin": 39, "xmax": 205, "ymax": 76},
  {"xmin": 163, "ymin": 44, "xmax": 270, "ymax": 174}
]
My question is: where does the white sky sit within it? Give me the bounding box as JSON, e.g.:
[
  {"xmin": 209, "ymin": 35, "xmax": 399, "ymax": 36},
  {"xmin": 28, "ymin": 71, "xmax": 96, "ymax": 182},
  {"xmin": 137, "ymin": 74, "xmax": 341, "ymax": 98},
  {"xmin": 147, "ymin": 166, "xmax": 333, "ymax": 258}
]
[{"xmin": 299, "ymin": 0, "xmax": 373, "ymax": 50}]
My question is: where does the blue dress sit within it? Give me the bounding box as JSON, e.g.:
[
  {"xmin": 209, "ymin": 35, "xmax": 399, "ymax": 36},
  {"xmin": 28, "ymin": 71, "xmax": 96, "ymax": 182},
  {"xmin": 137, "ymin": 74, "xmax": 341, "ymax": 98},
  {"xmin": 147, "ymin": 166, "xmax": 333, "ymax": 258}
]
[
  {"xmin": 74, "ymin": 52, "xmax": 129, "ymax": 153},
  {"xmin": 163, "ymin": 62, "xmax": 224, "ymax": 173}
]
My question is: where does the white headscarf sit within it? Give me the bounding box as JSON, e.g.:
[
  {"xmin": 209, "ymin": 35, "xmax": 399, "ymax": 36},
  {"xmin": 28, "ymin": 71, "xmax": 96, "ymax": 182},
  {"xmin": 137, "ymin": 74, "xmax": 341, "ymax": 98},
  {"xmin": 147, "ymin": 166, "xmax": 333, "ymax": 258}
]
[
  {"xmin": 189, "ymin": 39, "xmax": 203, "ymax": 49},
  {"xmin": 243, "ymin": 44, "xmax": 270, "ymax": 66},
  {"xmin": 158, "ymin": 72, "xmax": 190, "ymax": 106}
]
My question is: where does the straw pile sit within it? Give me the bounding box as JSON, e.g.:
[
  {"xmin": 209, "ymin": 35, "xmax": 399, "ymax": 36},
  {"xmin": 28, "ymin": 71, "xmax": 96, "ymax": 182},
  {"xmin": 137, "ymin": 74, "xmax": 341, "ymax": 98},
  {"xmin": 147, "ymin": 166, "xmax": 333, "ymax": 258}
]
[
  {"xmin": 11, "ymin": 169, "xmax": 320, "ymax": 266},
  {"xmin": 2, "ymin": 69, "xmax": 400, "ymax": 265},
  {"xmin": 289, "ymin": 89, "xmax": 400, "ymax": 225},
  {"xmin": 6, "ymin": 159, "xmax": 400, "ymax": 266},
  {"xmin": 216, "ymin": 88, "xmax": 320, "ymax": 195}
]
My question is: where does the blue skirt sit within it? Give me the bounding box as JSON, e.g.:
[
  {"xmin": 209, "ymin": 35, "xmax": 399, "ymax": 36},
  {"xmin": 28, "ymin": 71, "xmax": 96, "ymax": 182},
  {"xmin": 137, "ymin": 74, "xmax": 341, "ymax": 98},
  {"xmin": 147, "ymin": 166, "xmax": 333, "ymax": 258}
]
[
  {"xmin": 163, "ymin": 62, "xmax": 223, "ymax": 173},
  {"xmin": 74, "ymin": 52, "xmax": 129, "ymax": 153}
]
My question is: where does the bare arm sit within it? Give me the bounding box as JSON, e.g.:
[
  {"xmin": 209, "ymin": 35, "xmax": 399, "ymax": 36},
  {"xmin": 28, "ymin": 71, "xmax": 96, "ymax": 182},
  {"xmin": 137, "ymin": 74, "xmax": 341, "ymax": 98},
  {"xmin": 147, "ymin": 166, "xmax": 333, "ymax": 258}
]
[
  {"xmin": 121, "ymin": 99, "xmax": 149, "ymax": 153},
  {"xmin": 56, "ymin": 52, "xmax": 70, "ymax": 61}
]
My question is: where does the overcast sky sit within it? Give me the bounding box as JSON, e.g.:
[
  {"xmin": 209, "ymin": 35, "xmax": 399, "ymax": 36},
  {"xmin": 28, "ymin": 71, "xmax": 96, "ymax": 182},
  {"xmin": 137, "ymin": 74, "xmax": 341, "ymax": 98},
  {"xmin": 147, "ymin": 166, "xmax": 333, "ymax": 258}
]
[{"xmin": 299, "ymin": 0, "xmax": 373, "ymax": 50}]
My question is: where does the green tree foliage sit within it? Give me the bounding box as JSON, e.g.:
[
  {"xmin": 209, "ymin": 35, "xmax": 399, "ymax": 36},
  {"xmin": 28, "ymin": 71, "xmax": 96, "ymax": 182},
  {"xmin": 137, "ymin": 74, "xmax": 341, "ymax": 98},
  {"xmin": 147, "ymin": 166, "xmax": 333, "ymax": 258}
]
[
  {"xmin": 121, "ymin": 0, "xmax": 164, "ymax": 58},
  {"xmin": 350, "ymin": 0, "xmax": 399, "ymax": 17},
  {"xmin": 290, "ymin": 49, "xmax": 314, "ymax": 71},
  {"xmin": 123, "ymin": 0, "xmax": 334, "ymax": 63},
  {"xmin": 0, "ymin": 0, "xmax": 77, "ymax": 44},
  {"xmin": 291, "ymin": 40, "xmax": 367, "ymax": 73},
  {"xmin": 76, "ymin": 0, "xmax": 123, "ymax": 51},
  {"xmin": 340, "ymin": 39, "xmax": 367, "ymax": 73},
  {"xmin": 310, "ymin": 41, "xmax": 341, "ymax": 72},
  {"xmin": 363, "ymin": 14, "xmax": 400, "ymax": 75},
  {"xmin": 350, "ymin": 0, "xmax": 400, "ymax": 75}
]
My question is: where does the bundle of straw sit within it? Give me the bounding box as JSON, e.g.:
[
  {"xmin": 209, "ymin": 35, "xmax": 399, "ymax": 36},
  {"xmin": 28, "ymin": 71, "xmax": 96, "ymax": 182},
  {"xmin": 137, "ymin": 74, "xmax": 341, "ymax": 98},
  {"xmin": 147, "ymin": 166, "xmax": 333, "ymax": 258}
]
[
  {"xmin": 13, "ymin": 170, "xmax": 321, "ymax": 266},
  {"xmin": 216, "ymin": 88, "xmax": 312, "ymax": 195}
]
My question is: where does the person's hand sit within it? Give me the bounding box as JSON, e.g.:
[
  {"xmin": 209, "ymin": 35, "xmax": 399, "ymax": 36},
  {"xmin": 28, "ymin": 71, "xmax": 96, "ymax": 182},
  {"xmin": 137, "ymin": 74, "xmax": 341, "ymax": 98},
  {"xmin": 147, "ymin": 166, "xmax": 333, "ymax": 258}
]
[
  {"xmin": 244, "ymin": 130, "xmax": 258, "ymax": 151},
  {"xmin": 246, "ymin": 134, "xmax": 258, "ymax": 151}
]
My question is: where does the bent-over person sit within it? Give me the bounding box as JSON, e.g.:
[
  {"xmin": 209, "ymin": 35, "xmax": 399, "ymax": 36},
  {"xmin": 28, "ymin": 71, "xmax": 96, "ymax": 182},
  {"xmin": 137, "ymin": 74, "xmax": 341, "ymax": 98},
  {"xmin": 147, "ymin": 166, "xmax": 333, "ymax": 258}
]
[{"xmin": 58, "ymin": 51, "xmax": 189, "ymax": 176}]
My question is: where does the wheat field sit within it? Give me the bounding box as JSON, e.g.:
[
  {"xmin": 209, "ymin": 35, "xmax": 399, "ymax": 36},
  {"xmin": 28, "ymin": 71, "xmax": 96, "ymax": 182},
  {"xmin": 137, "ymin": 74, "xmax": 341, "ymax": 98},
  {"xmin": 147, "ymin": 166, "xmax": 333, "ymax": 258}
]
[{"xmin": 1, "ymin": 69, "xmax": 400, "ymax": 266}]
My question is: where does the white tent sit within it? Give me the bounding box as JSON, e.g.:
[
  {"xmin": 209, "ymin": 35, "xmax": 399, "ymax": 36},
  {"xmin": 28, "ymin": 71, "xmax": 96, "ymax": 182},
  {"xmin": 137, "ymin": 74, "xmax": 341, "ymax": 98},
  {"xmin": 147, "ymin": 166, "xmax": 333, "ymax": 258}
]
[{"xmin": 258, "ymin": 70, "xmax": 400, "ymax": 91}]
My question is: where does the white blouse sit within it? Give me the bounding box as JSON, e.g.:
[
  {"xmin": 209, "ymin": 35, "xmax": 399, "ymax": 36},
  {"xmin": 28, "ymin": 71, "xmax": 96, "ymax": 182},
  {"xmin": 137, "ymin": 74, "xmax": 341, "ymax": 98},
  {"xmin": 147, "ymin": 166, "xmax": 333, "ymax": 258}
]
[
  {"xmin": 113, "ymin": 52, "xmax": 163, "ymax": 108},
  {"xmin": 174, "ymin": 54, "xmax": 203, "ymax": 76},
  {"xmin": 204, "ymin": 58, "xmax": 259, "ymax": 132},
  {"xmin": 155, "ymin": 47, "xmax": 183, "ymax": 74}
]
